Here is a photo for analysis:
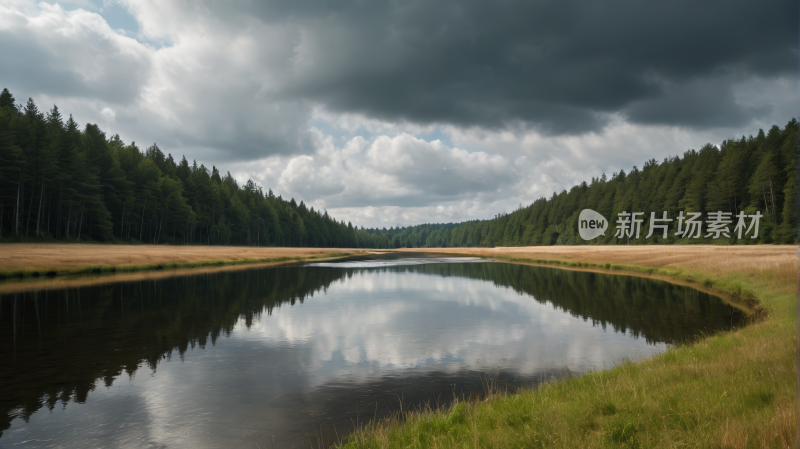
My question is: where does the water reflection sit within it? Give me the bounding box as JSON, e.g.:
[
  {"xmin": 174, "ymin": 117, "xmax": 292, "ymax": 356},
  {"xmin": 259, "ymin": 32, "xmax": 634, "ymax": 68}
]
[{"xmin": 0, "ymin": 258, "xmax": 745, "ymax": 448}]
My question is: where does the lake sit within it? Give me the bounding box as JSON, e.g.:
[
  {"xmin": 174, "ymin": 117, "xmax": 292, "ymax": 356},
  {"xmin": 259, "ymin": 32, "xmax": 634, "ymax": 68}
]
[{"xmin": 0, "ymin": 253, "xmax": 746, "ymax": 448}]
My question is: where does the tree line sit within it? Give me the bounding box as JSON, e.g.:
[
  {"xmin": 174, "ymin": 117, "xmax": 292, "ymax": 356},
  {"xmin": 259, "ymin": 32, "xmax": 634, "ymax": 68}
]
[
  {"xmin": 0, "ymin": 88, "xmax": 391, "ymax": 248},
  {"xmin": 379, "ymin": 119, "xmax": 797, "ymax": 247},
  {"xmin": 0, "ymin": 87, "xmax": 795, "ymax": 248}
]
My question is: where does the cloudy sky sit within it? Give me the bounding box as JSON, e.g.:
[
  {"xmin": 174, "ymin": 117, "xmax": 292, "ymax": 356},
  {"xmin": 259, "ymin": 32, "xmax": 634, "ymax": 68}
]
[{"xmin": 1, "ymin": 0, "xmax": 797, "ymax": 228}]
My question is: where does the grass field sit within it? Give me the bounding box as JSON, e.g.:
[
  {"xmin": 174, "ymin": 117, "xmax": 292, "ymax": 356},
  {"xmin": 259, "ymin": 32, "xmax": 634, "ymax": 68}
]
[
  {"xmin": 337, "ymin": 245, "xmax": 798, "ymax": 448},
  {"xmin": 401, "ymin": 246, "xmax": 796, "ymax": 288},
  {"xmin": 0, "ymin": 243, "xmax": 362, "ymax": 294},
  {"xmin": 0, "ymin": 243, "xmax": 361, "ymax": 273}
]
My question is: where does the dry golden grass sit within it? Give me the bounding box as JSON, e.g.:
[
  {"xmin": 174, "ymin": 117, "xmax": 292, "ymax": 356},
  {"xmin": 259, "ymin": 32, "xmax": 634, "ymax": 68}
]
[
  {"xmin": 401, "ymin": 245, "xmax": 798, "ymax": 289},
  {"xmin": 0, "ymin": 243, "xmax": 371, "ymax": 294},
  {"xmin": 0, "ymin": 243, "xmax": 361, "ymax": 272},
  {"xmin": 4, "ymin": 244, "xmax": 792, "ymax": 282},
  {"xmin": 0, "ymin": 255, "xmax": 352, "ymax": 295}
]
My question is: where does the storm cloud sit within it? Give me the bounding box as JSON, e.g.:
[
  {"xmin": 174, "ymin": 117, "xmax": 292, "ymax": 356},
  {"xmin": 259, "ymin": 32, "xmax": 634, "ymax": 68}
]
[
  {"xmin": 2, "ymin": 0, "xmax": 797, "ymax": 227},
  {"xmin": 252, "ymin": 0, "xmax": 796, "ymax": 132}
]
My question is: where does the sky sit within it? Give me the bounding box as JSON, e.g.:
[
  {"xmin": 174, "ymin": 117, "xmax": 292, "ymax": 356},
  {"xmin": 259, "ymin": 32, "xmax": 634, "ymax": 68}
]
[{"xmin": 1, "ymin": 0, "xmax": 797, "ymax": 228}]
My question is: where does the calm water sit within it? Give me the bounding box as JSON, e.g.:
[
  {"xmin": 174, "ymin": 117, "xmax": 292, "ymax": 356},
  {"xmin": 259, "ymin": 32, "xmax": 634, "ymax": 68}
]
[{"xmin": 0, "ymin": 254, "xmax": 746, "ymax": 448}]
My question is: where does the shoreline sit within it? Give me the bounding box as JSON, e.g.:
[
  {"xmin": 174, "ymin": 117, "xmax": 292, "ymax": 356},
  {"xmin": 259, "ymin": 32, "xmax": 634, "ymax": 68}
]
[
  {"xmin": 399, "ymin": 245, "xmax": 797, "ymax": 318},
  {"xmin": 1, "ymin": 243, "xmax": 791, "ymax": 309},
  {"xmin": 489, "ymin": 257, "xmax": 761, "ymax": 317},
  {"xmin": 0, "ymin": 243, "xmax": 373, "ymax": 294},
  {"xmin": 341, "ymin": 246, "xmax": 796, "ymax": 447},
  {"xmin": 0, "ymin": 253, "xmax": 359, "ymax": 295}
]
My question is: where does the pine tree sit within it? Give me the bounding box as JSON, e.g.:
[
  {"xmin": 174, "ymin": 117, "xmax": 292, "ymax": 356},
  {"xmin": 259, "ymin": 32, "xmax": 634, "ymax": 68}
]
[{"xmin": 0, "ymin": 88, "xmax": 15, "ymax": 110}]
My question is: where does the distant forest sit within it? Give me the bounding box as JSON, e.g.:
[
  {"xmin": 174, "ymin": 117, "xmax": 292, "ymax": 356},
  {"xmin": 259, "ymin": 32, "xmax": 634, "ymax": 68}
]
[
  {"xmin": 0, "ymin": 87, "xmax": 796, "ymax": 248},
  {"xmin": 385, "ymin": 120, "xmax": 797, "ymax": 247}
]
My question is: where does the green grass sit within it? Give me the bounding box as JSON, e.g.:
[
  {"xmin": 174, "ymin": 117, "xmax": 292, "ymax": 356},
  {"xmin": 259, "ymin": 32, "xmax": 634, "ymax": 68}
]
[
  {"xmin": 0, "ymin": 252, "xmax": 353, "ymax": 280},
  {"xmin": 338, "ymin": 257, "xmax": 796, "ymax": 448}
]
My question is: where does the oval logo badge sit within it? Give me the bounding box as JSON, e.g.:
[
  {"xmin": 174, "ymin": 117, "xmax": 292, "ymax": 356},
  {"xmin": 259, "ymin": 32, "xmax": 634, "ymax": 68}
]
[{"xmin": 578, "ymin": 209, "xmax": 608, "ymax": 240}]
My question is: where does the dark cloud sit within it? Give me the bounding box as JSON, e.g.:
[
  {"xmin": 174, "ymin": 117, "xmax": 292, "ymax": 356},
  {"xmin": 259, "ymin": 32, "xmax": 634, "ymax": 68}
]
[
  {"xmin": 243, "ymin": 0, "xmax": 798, "ymax": 133},
  {"xmin": 623, "ymin": 75, "xmax": 774, "ymax": 128},
  {"xmin": 6, "ymin": 0, "xmax": 795, "ymax": 162}
]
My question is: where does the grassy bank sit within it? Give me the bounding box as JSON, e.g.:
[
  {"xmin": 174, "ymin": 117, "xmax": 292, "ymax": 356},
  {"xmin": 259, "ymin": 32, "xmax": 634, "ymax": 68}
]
[
  {"xmin": 0, "ymin": 253, "xmax": 353, "ymax": 280},
  {"xmin": 340, "ymin": 251, "xmax": 796, "ymax": 448},
  {"xmin": 0, "ymin": 243, "xmax": 359, "ymax": 281}
]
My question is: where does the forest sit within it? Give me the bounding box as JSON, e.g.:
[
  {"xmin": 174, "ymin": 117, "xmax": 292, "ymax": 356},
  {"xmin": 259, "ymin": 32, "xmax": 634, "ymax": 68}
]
[
  {"xmin": 0, "ymin": 88, "xmax": 383, "ymax": 248},
  {"xmin": 0, "ymin": 87, "xmax": 796, "ymax": 248},
  {"xmin": 381, "ymin": 119, "xmax": 797, "ymax": 247}
]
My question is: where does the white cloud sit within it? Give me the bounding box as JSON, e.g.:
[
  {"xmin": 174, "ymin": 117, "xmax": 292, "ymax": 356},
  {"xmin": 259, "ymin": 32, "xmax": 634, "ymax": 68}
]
[
  {"xmin": 228, "ymin": 130, "xmax": 518, "ymax": 226},
  {"xmin": 100, "ymin": 106, "xmax": 116, "ymax": 122},
  {"xmin": 227, "ymin": 119, "xmax": 756, "ymax": 228},
  {"xmin": 0, "ymin": 2, "xmax": 152, "ymax": 103},
  {"xmin": 2, "ymin": 1, "xmax": 313, "ymax": 163}
]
